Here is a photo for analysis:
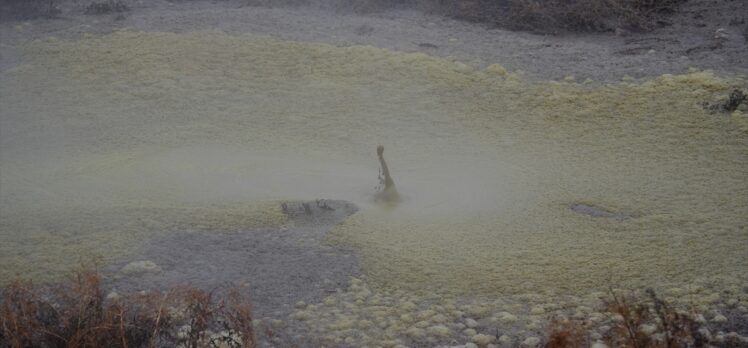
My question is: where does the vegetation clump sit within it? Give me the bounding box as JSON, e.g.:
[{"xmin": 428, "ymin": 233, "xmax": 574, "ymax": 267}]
[
  {"xmin": 546, "ymin": 288, "xmax": 747, "ymax": 347},
  {"xmin": 0, "ymin": 266, "xmax": 256, "ymax": 348}
]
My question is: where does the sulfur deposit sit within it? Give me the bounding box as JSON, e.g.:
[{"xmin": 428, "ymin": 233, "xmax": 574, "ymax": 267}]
[{"xmin": 1, "ymin": 29, "xmax": 747, "ymax": 344}]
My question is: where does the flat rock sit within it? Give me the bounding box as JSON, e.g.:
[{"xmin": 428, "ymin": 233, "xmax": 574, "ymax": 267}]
[{"xmin": 120, "ymin": 260, "xmax": 161, "ymax": 275}]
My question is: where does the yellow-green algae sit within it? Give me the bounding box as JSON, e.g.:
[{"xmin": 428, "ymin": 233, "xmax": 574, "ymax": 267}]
[{"xmin": 1, "ymin": 30, "xmax": 746, "ymax": 303}]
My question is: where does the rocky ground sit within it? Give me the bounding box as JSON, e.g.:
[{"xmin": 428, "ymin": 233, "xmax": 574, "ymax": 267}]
[{"xmin": 1, "ymin": 0, "xmax": 747, "ymax": 82}]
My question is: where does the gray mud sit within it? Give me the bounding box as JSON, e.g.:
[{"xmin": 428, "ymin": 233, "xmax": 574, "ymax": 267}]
[
  {"xmin": 105, "ymin": 200, "xmax": 359, "ymax": 320},
  {"xmin": 570, "ymin": 203, "xmax": 631, "ymax": 221}
]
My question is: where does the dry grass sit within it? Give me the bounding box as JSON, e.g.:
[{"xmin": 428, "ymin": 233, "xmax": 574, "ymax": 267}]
[
  {"xmin": 0, "ymin": 265, "xmax": 256, "ymax": 348},
  {"xmin": 546, "ymin": 318, "xmax": 592, "ymax": 348},
  {"xmin": 543, "ymin": 287, "xmax": 742, "ymax": 348},
  {"xmin": 602, "ymin": 288, "xmax": 713, "ymax": 348}
]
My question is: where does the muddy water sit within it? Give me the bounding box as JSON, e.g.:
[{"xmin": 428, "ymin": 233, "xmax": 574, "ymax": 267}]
[{"xmin": 1, "ymin": 30, "xmax": 747, "ymax": 305}]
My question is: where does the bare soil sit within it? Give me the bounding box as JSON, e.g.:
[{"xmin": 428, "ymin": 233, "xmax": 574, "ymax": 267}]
[{"xmin": 1, "ymin": 0, "xmax": 746, "ymax": 82}]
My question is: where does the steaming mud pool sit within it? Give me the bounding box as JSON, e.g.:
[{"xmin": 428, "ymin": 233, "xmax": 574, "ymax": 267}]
[{"xmin": 1, "ymin": 30, "xmax": 747, "ymax": 346}]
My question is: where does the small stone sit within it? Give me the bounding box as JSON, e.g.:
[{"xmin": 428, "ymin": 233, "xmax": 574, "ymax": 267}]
[
  {"xmin": 526, "ymin": 320, "xmax": 542, "ymax": 330},
  {"xmin": 472, "ymin": 333, "xmax": 496, "ymax": 345},
  {"xmin": 529, "ymin": 306, "xmax": 545, "ymax": 315},
  {"xmin": 294, "ymin": 311, "xmax": 311, "ymax": 321},
  {"xmin": 427, "ymin": 324, "xmax": 451, "ymax": 337},
  {"xmin": 463, "ymin": 328, "xmax": 477, "ymax": 336},
  {"xmin": 454, "ymin": 62, "xmax": 472, "ymax": 73},
  {"xmin": 295, "ymin": 301, "xmax": 306, "ymax": 309},
  {"xmin": 431, "ymin": 313, "xmax": 448, "ymax": 323},
  {"xmin": 465, "ymin": 305, "xmax": 491, "ymax": 318},
  {"xmin": 498, "ymin": 335, "xmax": 512, "ymax": 346},
  {"xmin": 591, "ymin": 341, "xmax": 609, "ymax": 348},
  {"xmin": 417, "ymin": 309, "xmax": 437, "ymax": 320},
  {"xmin": 695, "ymin": 314, "xmax": 707, "ymax": 323},
  {"xmin": 496, "ymin": 312, "xmax": 517, "ymax": 323},
  {"xmin": 640, "ymin": 324, "xmax": 657, "ymax": 336},
  {"xmin": 120, "ymin": 260, "xmax": 161, "ymax": 275},
  {"xmin": 406, "ymin": 327, "xmax": 426, "ymax": 338},
  {"xmin": 712, "ymin": 313, "xmax": 728, "ymax": 323},
  {"xmin": 465, "ymin": 318, "xmax": 479, "ymax": 328},
  {"xmin": 521, "ymin": 336, "xmax": 541, "ymax": 347},
  {"xmin": 400, "ymin": 301, "xmax": 417, "ymax": 311},
  {"xmin": 105, "ymin": 291, "xmax": 120, "ymax": 301},
  {"xmin": 485, "ymin": 64, "xmax": 508, "ymax": 76},
  {"xmin": 698, "ymin": 327, "xmax": 712, "ymax": 341},
  {"xmin": 176, "ymin": 325, "xmax": 191, "ymax": 340},
  {"xmin": 701, "ymin": 293, "xmax": 721, "ymax": 304}
]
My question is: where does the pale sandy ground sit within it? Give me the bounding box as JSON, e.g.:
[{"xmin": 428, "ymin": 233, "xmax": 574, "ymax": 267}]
[{"xmin": 1, "ymin": 1, "xmax": 747, "ymax": 347}]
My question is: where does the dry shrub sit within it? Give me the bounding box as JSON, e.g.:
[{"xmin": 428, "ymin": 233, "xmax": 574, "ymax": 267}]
[
  {"xmin": 544, "ymin": 287, "xmax": 739, "ymax": 348},
  {"xmin": 603, "ymin": 288, "xmax": 708, "ymax": 348},
  {"xmin": 546, "ymin": 318, "xmax": 591, "ymax": 348},
  {"xmin": 0, "ymin": 266, "xmax": 257, "ymax": 348}
]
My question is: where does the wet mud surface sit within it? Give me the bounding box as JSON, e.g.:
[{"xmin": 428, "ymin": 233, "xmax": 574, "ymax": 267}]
[{"xmin": 105, "ymin": 200, "xmax": 360, "ymax": 319}]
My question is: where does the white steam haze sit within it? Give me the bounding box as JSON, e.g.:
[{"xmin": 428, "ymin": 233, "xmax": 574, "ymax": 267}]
[{"xmin": 1, "ymin": 30, "xmax": 746, "ymax": 298}]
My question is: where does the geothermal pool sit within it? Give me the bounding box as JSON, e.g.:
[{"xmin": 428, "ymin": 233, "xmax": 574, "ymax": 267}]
[{"xmin": 1, "ymin": 30, "xmax": 747, "ymax": 345}]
